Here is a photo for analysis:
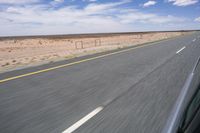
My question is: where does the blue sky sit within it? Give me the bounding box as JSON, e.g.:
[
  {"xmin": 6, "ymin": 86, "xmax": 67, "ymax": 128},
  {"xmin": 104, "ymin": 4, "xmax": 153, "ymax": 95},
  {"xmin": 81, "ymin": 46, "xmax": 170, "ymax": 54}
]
[{"xmin": 0, "ymin": 0, "xmax": 199, "ymax": 36}]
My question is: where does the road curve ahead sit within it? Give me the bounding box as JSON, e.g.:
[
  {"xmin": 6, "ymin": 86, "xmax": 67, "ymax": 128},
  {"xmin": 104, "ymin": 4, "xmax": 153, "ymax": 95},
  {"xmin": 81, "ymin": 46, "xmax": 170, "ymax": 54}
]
[{"xmin": 0, "ymin": 32, "xmax": 200, "ymax": 133}]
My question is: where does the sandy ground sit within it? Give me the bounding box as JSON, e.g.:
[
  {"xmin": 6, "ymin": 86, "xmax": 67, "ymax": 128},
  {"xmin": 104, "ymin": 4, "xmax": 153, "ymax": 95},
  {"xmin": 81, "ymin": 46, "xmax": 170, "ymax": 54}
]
[{"xmin": 0, "ymin": 31, "xmax": 191, "ymax": 73}]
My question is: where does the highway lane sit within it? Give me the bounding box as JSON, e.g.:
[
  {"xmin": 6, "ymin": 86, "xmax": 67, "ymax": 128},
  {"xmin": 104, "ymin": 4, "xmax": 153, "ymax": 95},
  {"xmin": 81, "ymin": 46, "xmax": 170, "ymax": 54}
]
[
  {"xmin": 0, "ymin": 32, "xmax": 200, "ymax": 133},
  {"xmin": 73, "ymin": 33, "xmax": 200, "ymax": 133}
]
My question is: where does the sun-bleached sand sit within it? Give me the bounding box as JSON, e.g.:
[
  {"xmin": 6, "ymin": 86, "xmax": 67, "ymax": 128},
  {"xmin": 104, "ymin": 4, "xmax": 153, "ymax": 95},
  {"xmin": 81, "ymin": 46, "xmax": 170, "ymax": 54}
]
[{"xmin": 0, "ymin": 31, "xmax": 191, "ymax": 73}]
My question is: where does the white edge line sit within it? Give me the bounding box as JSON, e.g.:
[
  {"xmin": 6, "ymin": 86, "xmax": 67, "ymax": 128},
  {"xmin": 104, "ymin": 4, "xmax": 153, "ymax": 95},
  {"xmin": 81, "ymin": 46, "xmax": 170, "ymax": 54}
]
[
  {"xmin": 176, "ymin": 46, "xmax": 186, "ymax": 54},
  {"xmin": 192, "ymin": 39, "xmax": 196, "ymax": 42},
  {"xmin": 62, "ymin": 106, "xmax": 104, "ymax": 133}
]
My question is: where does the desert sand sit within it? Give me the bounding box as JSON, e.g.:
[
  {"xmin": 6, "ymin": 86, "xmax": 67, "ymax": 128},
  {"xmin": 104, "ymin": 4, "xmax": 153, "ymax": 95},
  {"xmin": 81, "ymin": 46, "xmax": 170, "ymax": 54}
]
[{"xmin": 0, "ymin": 31, "xmax": 191, "ymax": 73}]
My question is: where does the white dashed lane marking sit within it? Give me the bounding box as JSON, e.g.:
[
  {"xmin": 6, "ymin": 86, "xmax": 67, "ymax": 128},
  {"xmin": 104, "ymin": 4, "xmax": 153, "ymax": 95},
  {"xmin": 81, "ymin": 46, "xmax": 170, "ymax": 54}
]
[
  {"xmin": 62, "ymin": 106, "xmax": 104, "ymax": 133},
  {"xmin": 176, "ymin": 46, "xmax": 186, "ymax": 54}
]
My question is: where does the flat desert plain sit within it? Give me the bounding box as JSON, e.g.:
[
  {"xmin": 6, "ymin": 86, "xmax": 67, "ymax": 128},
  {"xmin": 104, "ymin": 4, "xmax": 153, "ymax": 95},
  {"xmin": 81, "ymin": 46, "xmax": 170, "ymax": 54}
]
[{"xmin": 0, "ymin": 31, "xmax": 191, "ymax": 73}]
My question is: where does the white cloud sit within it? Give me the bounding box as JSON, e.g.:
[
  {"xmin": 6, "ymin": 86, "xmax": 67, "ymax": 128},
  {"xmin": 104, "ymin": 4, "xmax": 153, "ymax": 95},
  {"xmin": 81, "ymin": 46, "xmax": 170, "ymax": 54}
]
[
  {"xmin": 143, "ymin": 1, "xmax": 157, "ymax": 7},
  {"xmin": 54, "ymin": 0, "xmax": 64, "ymax": 2},
  {"xmin": 0, "ymin": 1, "xmax": 195, "ymax": 36},
  {"xmin": 82, "ymin": 0, "xmax": 97, "ymax": 2},
  {"xmin": 168, "ymin": 0, "xmax": 198, "ymax": 6},
  {"xmin": 195, "ymin": 17, "xmax": 200, "ymax": 22},
  {"xmin": 118, "ymin": 10, "xmax": 185, "ymax": 24},
  {"xmin": 0, "ymin": 1, "xmax": 183, "ymax": 25},
  {"xmin": 84, "ymin": 1, "xmax": 128, "ymax": 13},
  {"xmin": 0, "ymin": 0, "xmax": 40, "ymax": 4}
]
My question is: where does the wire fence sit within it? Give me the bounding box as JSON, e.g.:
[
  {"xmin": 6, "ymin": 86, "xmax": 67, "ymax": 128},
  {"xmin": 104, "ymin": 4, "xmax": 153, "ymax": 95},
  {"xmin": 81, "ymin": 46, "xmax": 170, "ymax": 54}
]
[
  {"xmin": 75, "ymin": 41, "xmax": 83, "ymax": 49},
  {"xmin": 75, "ymin": 39, "xmax": 102, "ymax": 49}
]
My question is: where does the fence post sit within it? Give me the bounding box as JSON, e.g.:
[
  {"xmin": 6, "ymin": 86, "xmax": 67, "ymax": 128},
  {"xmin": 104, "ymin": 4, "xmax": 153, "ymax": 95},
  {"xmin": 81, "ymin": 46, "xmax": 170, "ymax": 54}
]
[
  {"xmin": 75, "ymin": 41, "xmax": 83, "ymax": 49},
  {"xmin": 95, "ymin": 39, "xmax": 101, "ymax": 46}
]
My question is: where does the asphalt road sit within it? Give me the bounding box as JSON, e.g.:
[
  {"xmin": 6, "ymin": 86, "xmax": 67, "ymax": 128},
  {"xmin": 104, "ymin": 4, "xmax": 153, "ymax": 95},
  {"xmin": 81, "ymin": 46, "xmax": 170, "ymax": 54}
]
[{"xmin": 0, "ymin": 32, "xmax": 200, "ymax": 133}]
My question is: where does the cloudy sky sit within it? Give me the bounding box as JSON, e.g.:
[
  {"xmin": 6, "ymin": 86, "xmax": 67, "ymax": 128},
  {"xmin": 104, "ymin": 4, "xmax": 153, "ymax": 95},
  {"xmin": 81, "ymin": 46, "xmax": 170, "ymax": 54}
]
[{"xmin": 0, "ymin": 0, "xmax": 199, "ymax": 36}]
